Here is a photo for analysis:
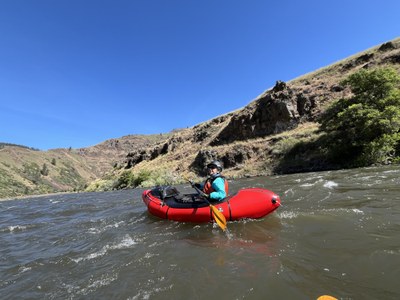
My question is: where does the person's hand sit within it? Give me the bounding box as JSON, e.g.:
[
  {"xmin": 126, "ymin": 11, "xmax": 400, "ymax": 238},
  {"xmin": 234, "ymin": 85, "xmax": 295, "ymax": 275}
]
[{"xmin": 202, "ymin": 193, "xmax": 210, "ymax": 200}]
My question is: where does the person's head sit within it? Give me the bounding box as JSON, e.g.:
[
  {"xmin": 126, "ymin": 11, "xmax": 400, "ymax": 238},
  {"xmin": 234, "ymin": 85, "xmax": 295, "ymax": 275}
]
[{"xmin": 206, "ymin": 160, "xmax": 223, "ymax": 176}]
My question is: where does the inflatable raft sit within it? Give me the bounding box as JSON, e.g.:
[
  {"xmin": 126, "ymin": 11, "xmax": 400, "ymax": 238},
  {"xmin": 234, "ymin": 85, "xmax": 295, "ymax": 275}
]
[{"xmin": 142, "ymin": 186, "xmax": 281, "ymax": 223}]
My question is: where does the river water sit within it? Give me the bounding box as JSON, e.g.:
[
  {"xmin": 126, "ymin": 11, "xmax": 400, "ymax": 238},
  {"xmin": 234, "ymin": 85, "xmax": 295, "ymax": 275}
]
[{"xmin": 1, "ymin": 166, "xmax": 399, "ymax": 300}]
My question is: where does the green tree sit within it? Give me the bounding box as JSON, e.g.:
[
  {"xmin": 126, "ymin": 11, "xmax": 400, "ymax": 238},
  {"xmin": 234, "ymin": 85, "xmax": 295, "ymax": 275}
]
[
  {"xmin": 319, "ymin": 67, "xmax": 400, "ymax": 166},
  {"xmin": 113, "ymin": 170, "xmax": 135, "ymax": 189},
  {"xmin": 41, "ymin": 163, "xmax": 49, "ymax": 176}
]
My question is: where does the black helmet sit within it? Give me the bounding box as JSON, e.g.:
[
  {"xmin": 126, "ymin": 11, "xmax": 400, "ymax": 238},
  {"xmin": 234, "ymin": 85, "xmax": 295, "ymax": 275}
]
[{"xmin": 207, "ymin": 160, "xmax": 223, "ymax": 171}]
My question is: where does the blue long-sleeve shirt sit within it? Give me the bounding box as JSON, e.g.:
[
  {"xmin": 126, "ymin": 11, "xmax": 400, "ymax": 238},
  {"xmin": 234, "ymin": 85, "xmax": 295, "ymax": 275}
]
[{"xmin": 209, "ymin": 177, "xmax": 226, "ymax": 201}]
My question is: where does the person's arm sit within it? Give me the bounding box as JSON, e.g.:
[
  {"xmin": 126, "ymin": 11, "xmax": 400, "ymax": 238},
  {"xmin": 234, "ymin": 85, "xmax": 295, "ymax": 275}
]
[{"xmin": 209, "ymin": 177, "xmax": 226, "ymax": 201}]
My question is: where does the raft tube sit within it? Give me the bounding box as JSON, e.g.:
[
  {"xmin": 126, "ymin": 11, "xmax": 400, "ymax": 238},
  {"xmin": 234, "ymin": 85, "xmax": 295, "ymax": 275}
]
[{"xmin": 142, "ymin": 186, "xmax": 281, "ymax": 223}]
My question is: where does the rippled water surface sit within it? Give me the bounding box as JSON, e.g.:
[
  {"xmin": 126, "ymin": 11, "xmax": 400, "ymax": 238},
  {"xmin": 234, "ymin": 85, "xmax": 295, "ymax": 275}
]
[{"xmin": 1, "ymin": 166, "xmax": 399, "ymax": 299}]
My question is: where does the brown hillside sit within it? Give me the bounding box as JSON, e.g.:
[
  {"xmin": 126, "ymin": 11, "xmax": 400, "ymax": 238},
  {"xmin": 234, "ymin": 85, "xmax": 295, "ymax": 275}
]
[
  {"xmin": 106, "ymin": 37, "xmax": 400, "ymax": 184},
  {"xmin": 0, "ymin": 134, "xmax": 169, "ymax": 198}
]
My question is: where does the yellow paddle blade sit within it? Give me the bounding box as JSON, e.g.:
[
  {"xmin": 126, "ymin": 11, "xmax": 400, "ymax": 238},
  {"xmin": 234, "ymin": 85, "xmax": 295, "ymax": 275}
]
[
  {"xmin": 317, "ymin": 296, "xmax": 338, "ymax": 300},
  {"xmin": 210, "ymin": 205, "xmax": 227, "ymax": 231}
]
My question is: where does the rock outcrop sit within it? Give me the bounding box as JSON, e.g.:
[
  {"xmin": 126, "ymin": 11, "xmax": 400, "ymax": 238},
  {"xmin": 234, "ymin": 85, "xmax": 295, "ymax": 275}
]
[{"xmin": 209, "ymin": 80, "xmax": 317, "ymax": 146}]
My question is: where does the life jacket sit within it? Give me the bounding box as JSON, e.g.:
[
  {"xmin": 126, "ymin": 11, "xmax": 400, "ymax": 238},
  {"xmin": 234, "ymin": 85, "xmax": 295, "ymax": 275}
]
[{"xmin": 203, "ymin": 174, "xmax": 229, "ymax": 196}]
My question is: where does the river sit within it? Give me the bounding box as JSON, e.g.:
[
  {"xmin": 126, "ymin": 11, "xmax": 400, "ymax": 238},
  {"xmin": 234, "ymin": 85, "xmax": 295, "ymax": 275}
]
[{"xmin": 1, "ymin": 166, "xmax": 399, "ymax": 299}]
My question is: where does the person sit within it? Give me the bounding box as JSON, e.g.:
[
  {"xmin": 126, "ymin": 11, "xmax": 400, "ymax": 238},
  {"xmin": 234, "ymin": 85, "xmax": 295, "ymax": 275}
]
[{"xmin": 193, "ymin": 160, "xmax": 229, "ymax": 201}]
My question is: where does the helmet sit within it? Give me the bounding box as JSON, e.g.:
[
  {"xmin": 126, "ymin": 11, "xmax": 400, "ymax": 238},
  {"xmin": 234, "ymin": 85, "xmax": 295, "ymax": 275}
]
[{"xmin": 206, "ymin": 160, "xmax": 223, "ymax": 171}]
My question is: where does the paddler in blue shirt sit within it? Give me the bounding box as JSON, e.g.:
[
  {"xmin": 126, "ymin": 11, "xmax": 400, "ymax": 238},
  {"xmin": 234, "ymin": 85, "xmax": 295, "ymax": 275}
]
[{"xmin": 193, "ymin": 160, "xmax": 229, "ymax": 201}]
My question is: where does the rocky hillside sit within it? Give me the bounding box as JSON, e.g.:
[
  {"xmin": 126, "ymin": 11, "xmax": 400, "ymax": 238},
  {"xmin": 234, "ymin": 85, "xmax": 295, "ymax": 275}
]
[
  {"xmin": 0, "ymin": 134, "xmax": 169, "ymax": 198},
  {"xmin": 95, "ymin": 37, "xmax": 399, "ymax": 185},
  {"xmin": 1, "ymin": 37, "xmax": 399, "ymax": 198}
]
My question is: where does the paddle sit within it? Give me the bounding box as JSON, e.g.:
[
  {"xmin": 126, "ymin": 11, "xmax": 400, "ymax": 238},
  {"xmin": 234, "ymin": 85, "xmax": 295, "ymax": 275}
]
[
  {"xmin": 183, "ymin": 176, "xmax": 227, "ymax": 231},
  {"xmin": 317, "ymin": 296, "xmax": 338, "ymax": 300}
]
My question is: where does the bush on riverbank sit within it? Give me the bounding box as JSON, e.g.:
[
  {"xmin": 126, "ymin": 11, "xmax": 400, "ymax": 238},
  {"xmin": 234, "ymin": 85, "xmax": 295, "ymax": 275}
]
[
  {"xmin": 85, "ymin": 168, "xmax": 181, "ymax": 192},
  {"xmin": 319, "ymin": 67, "xmax": 400, "ymax": 166},
  {"xmin": 276, "ymin": 67, "xmax": 400, "ymax": 172}
]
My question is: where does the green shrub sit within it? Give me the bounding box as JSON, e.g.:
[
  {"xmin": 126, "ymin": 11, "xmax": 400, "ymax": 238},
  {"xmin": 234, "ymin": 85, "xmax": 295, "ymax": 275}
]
[
  {"xmin": 112, "ymin": 170, "xmax": 135, "ymax": 189},
  {"xmin": 134, "ymin": 169, "xmax": 152, "ymax": 186},
  {"xmin": 111, "ymin": 168, "xmax": 179, "ymax": 190},
  {"xmin": 319, "ymin": 67, "xmax": 400, "ymax": 166},
  {"xmin": 40, "ymin": 163, "xmax": 49, "ymax": 176},
  {"xmin": 86, "ymin": 179, "xmax": 115, "ymax": 192}
]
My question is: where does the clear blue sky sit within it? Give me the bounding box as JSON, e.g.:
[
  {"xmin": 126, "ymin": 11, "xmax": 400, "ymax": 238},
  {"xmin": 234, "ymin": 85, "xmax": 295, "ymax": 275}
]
[{"xmin": 1, "ymin": 0, "xmax": 399, "ymax": 150}]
